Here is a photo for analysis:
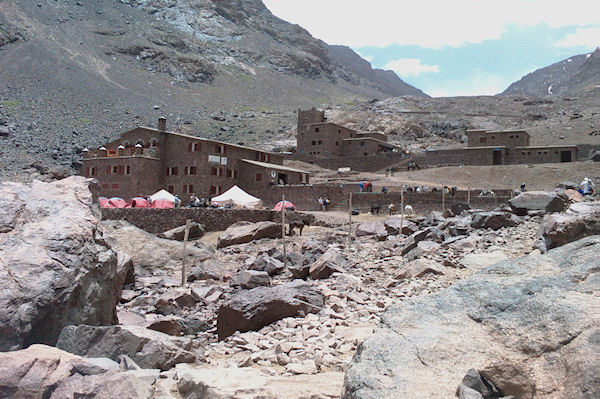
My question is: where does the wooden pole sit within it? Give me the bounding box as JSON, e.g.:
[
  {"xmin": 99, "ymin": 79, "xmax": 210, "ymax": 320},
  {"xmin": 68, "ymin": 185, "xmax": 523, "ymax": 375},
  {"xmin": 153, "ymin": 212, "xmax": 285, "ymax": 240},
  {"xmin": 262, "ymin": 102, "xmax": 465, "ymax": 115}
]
[
  {"xmin": 467, "ymin": 186, "xmax": 471, "ymax": 205},
  {"xmin": 400, "ymin": 190, "xmax": 405, "ymax": 232},
  {"xmin": 442, "ymin": 189, "xmax": 446, "ymax": 213},
  {"xmin": 281, "ymin": 195, "xmax": 286, "ymax": 267},
  {"xmin": 348, "ymin": 193, "xmax": 352, "ymax": 248},
  {"xmin": 181, "ymin": 219, "xmax": 191, "ymax": 286}
]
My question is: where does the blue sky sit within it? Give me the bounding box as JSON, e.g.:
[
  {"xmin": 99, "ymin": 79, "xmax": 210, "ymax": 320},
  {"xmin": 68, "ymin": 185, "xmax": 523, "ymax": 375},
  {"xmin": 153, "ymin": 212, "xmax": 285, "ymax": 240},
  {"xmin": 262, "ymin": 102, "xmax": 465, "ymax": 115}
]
[{"xmin": 263, "ymin": 0, "xmax": 600, "ymax": 97}]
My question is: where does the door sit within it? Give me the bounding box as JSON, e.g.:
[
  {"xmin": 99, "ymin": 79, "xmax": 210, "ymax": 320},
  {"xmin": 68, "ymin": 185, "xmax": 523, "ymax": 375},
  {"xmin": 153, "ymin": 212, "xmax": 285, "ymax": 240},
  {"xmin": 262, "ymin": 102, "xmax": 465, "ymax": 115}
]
[
  {"xmin": 493, "ymin": 150, "xmax": 502, "ymax": 165},
  {"xmin": 560, "ymin": 151, "xmax": 572, "ymax": 162}
]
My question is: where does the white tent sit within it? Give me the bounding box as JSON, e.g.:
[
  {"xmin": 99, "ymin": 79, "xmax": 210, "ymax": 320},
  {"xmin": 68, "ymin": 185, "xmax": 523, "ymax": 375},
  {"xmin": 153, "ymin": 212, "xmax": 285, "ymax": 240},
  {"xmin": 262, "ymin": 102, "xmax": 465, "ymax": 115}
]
[
  {"xmin": 211, "ymin": 185, "xmax": 262, "ymax": 208},
  {"xmin": 150, "ymin": 189, "xmax": 176, "ymax": 203}
]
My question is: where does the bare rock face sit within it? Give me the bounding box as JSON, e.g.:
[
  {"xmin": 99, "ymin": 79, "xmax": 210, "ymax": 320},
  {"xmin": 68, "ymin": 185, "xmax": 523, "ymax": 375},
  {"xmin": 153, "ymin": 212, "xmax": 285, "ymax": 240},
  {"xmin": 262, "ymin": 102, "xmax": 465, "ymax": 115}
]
[
  {"xmin": 56, "ymin": 324, "xmax": 196, "ymax": 371},
  {"xmin": 217, "ymin": 281, "xmax": 324, "ymax": 340},
  {"xmin": 0, "ymin": 344, "xmax": 159, "ymax": 399},
  {"xmin": 0, "ymin": 177, "xmax": 131, "ymax": 351},
  {"xmin": 101, "ymin": 220, "xmax": 213, "ymax": 276},
  {"xmin": 343, "ymin": 236, "xmax": 600, "ymax": 398},
  {"xmin": 535, "ymin": 202, "xmax": 600, "ymax": 252},
  {"xmin": 509, "ymin": 191, "xmax": 568, "ymax": 216},
  {"xmin": 217, "ymin": 221, "xmax": 281, "ymax": 249}
]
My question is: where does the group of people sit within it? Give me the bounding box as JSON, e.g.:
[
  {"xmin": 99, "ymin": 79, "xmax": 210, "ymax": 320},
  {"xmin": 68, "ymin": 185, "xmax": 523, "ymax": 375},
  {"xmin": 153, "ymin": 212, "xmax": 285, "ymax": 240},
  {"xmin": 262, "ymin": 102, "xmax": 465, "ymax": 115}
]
[
  {"xmin": 580, "ymin": 177, "xmax": 595, "ymax": 196},
  {"xmin": 317, "ymin": 196, "xmax": 330, "ymax": 211},
  {"xmin": 359, "ymin": 181, "xmax": 373, "ymax": 192}
]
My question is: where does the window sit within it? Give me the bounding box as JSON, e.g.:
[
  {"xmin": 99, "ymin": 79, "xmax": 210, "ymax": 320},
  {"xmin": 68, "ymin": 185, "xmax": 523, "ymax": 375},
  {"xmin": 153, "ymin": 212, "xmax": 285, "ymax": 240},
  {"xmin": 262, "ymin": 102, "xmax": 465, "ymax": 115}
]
[
  {"xmin": 216, "ymin": 144, "xmax": 226, "ymax": 154},
  {"xmin": 318, "ymin": 140, "xmax": 323, "ymax": 145},
  {"xmin": 167, "ymin": 185, "xmax": 174, "ymax": 193},
  {"xmin": 256, "ymin": 173, "xmax": 263, "ymax": 182},
  {"xmin": 166, "ymin": 167, "xmax": 178, "ymax": 176},
  {"xmin": 106, "ymin": 165, "xmax": 111, "ymax": 175},
  {"xmin": 516, "ymin": 135, "xmax": 520, "ymax": 139},
  {"xmin": 491, "ymin": 136, "xmax": 495, "ymax": 140},
  {"xmin": 311, "ymin": 141, "xmax": 316, "ymax": 146},
  {"xmin": 184, "ymin": 184, "xmax": 194, "ymax": 194},
  {"xmin": 233, "ymin": 170, "xmax": 238, "ymax": 179},
  {"xmin": 189, "ymin": 166, "xmax": 197, "ymax": 175},
  {"xmin": 338, "ymin": 129, "xmax": 341, "ymax": 134},
  {"xmin": 315, "ymin": 127, "xmax": 320, "ymax": 132},
  {"xmin": 479, "ymin": 137, "xmax": 487, "ymax": 144},
  {"xmin": 211, "ymin": 167, "xmax": 217, "ymax": 176},
  {"xmin": 194, "ymin": 143, "xmax": 201, "ymax": 151},
  {"xmin": 113, "ymin": 166, "xmax": 120, "ymax": 174},
  {"xmin": 101, "ymin": 183, "xmax": 109, "ymax": 189},
  {"xmin": 210, "ymin": 185, "xmax": 222, "ymax": 195},
  {"xmin": 510, "ymin": 135, "xmax": 514, "ymax": 139},
  {"xmin": 227, "ymin": 169, "xmax": 233, "ymax": 178},
  {"xmin": 360, "ymin": 141, "xmax": 365, "ymax": 147},
  {"xmin": 188, "ymin": 143, "xmax": 193, "ymax": 152},
  {"xmin": 111, "ymin": 183, "xmax": 119, "ymax": 189},
  {"xmin": 335, "ymin": 141, "xmax": 339, "ymax": 146},
  {"xmin": 125, "ymin": 165, "xmax": 130, "ymax": 175}
]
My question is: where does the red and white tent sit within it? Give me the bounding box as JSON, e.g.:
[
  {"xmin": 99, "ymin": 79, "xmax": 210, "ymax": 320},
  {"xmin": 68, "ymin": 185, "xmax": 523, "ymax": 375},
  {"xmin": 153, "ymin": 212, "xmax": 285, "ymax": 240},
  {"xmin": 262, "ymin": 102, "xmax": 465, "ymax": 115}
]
[
  {"xmin": 273, "ymin": 200, "xmax": 296, "ymax": 211},
  {"xmin": 126, "ymin": 197, "xmax": 151, "ymax": 208}
]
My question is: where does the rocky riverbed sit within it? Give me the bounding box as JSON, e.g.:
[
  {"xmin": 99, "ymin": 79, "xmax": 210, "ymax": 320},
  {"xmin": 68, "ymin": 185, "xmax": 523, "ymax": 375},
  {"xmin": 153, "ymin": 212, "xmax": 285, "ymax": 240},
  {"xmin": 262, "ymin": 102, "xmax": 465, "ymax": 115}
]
[{"xmin": 1, "ymin": 177, "xmax": 599, "ymax": 398}]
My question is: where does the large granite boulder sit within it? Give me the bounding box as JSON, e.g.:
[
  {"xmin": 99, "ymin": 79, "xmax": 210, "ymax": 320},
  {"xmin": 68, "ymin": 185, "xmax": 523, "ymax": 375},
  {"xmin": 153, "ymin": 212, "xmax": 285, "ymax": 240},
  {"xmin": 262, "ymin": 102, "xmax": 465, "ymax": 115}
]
[
  {"xmin": 309, "ymin": 249, "xmax": 346, "ymax": 280},
  {"xmin": 0, "ymin": 344, "xmax": 159, "ymax": 399},
  {"xmin": 536, "ymin": 202, "xmax": 600, "ymax": 252},
  {"xmin": 230, "ymin": 270, "xmax": 272, "ymax": 289},
  {"xmin": 470, "ymin": 211, "xmax": 520, "ymax": 230},
  {"xmin": 56, "ymin": 324, "xmax": 196, "ymax": 371},
  {"xmin": 509, "ymin": 191, "xmax": 568, "ymax": 216},
  {"xmin": 101, "ymin": 220, "xmax": 213, "ymax": 276},
  {"xmin": 343, "ymin": 236, "xmax": 600, "ymax": 399},
  {"xmin": 0, "ymin": 177, "xmax": 131, "ymax": 351},
  {"xmin": 217, "ymin": 221, "xmax": 281, "ymax": 249},
  {"xmin": 384, "ymin": 217, "xmax": 418, "ymax": 235},
  {"xmin": 217, "ymin": 281, "xmax": 324, "ymax": 340}
]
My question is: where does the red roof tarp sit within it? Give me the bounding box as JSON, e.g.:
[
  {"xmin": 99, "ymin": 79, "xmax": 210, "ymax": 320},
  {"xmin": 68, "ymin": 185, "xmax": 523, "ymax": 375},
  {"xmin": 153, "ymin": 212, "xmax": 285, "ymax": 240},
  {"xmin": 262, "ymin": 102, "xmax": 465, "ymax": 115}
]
[
  {"xmin": 99, "ymin": 197, "xmax": 109, "ymax": 208},
  {"xmin": 151, "ymin": 199, "xmax": 174, "ymax": 209},
  {"xmin": 104, "ymin": 197, "xmax": 127, "ymax": 208},
  {"xmin": 126, "ymin": 197, "xmax": 151, "ymax": 208},
  {"xmin": 273, "ymin": 200, "xmax": 296, "ymax": 211}
]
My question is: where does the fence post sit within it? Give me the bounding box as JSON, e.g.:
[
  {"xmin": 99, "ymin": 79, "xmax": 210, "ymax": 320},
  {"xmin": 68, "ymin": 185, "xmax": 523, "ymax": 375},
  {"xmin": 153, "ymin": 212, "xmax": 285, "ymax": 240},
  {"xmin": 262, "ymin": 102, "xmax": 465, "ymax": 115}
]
[
  {"xmin": 442, "ymin": 189, "xmax": 446, "ymax": 213},
  {"xmin": 400, "ymin": 190, "xmax": 405, "ymax": 232},
  {"xmin": 348, "ymin": 193, "xmax": 352, "ymax": 248},
  {"xmin": 467, "ymin": 187, "xmax": 471, "ymax": 205},
  {"xmin": 281, "ymin": 195, "xmax": 286, "ymax": 267},
  {"xmin": 181, "ymin": 219, "xmax": 191, "ymax": 286}
]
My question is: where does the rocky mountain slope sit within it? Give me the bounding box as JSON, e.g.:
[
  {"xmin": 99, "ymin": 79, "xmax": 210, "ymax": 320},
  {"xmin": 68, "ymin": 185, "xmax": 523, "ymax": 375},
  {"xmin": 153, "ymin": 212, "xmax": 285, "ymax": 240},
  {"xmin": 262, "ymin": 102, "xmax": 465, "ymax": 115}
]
[
  {"xmin": 502, "ymin": 48, "xmax": 600, "ymax": 97},
  {"xmin": 0, "ymin": 0, "xmax": 425, "ymax": 181}
]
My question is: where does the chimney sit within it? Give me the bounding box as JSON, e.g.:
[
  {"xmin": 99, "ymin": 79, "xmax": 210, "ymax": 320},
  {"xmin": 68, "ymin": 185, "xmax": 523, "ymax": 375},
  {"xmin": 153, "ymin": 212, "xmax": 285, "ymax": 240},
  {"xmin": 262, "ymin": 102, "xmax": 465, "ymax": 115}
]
[{"xmin": 158, "ymin": 117, "xmax": 166, "ymax": 132}]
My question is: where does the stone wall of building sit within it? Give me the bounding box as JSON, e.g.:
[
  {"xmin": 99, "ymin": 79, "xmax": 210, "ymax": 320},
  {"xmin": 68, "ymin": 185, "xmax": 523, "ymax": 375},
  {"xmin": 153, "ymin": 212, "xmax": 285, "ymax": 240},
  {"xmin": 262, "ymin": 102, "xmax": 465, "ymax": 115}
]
[{"xmin": 101, "ymin": 208, "xmax": 310, "ymax": 234}]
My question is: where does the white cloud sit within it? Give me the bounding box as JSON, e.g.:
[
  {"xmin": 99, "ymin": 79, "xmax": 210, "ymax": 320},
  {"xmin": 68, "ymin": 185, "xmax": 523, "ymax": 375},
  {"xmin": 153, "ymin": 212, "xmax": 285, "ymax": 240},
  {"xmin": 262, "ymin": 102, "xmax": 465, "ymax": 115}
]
[
  {"xmin": 425, "ymin": 73, "xmax": 507, "ymax": 97},
  {"xmin": 263, "ymin": 0, "xmax": 600, "ymax": 48},
  {"xmin": 385, "ymin": 59, "xmax": 440, "ymax": 76},
  {"xmin": 556, "ymin": 26, "xmax": 600, "ymax": 48}
]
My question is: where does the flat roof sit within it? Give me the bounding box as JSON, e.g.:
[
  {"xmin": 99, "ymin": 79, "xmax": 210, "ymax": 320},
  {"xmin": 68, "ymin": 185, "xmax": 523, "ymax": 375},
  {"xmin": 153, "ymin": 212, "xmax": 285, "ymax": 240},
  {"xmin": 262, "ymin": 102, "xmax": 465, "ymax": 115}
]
[
  {"xmin": 515, "ymin": 145, "xmax": 578, "ymax": 149},
  {"xmin": 464, "ymin": 146, "xmax": 508, "ymax": 150},
  {"xmin": 125, "ymin": 126, "xmax": 280, "ymax": 155},
  {"xmin": 240, "ymin": 159, "xmax": 309, "ymax": 174},
  {"xmin": 342, "ymin": 137, "xmax": 400, "ymax": 148}
]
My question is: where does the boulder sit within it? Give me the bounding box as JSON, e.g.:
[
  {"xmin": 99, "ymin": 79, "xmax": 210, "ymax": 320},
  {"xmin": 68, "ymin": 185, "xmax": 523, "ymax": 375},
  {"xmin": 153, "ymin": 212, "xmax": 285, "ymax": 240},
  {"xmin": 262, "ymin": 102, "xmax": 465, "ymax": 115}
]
[
  {"xmin": 286, "ymin": 252, "xmax": 310, "ymax": 279},
  {"xmin": 0, "ymin": 344, "xmax": 159, "ymax": 399},
  {"xmin": 342, "ymin": 236, "xmax": 600, "ymax": 398},
  {"xmin": 556, "ymin": 181, "xmax": 579, "ymax": 190},
  {"xmin": 535, "ymin": 202, "xmax": 600, "ymax": 252},
  {"xmin": 450, "ymin": 202, "xmax": 471, "ymax": 216},
  {"xmin": 356, "ymin": 221, "xmax": 388, "ymax": 240},
  {"xmin": 309, "ymin": 249, "xmax": 346, "ymax": 280},
  {"xmin": 231, "ymin": 270, "xmax": 271, "ymax": 289},
  {"xmin": 509, "ymin": 191, "xmax": 568, "ymax": 216},
  {"xmin": 249, "ymin": 254, "xmax": 285, "ymax": 276},
  {"xmin": 471, "ymin": 212, "xmax": 520, "ymax": 230},
  {"xmin": 0, "ymin": 177, "xmax": 131, "ymax": 351},
  {"xmin": 589, "ymin": 151, "xmax": 600, "ymax": 162},
  {"xmin": 101, "ymin": 220, "xmax": 213, "ymax": 276},
  {"xmin": 217, "ymin": 221, "xmax": 281, "ymax": 248},
  {"xmin": 399, "ymin": 229, "xmax": 430, "ymax": 255},
  {"xmin": 383, "ymin": 217, "xmax": 417, "ymax": 235},
  {"xmin": 159, "ymin": 222, "xmax": 204, "ymax": 240},
  {"xmin": 394, "ymin": 259, "xmax": 445, "ymax": 279},
  {"xmin": 56, "ymin": 324, "xmax": 196, "ymax": 371},
  {"xmin": 187, "ymin": 259, "xmax": 238, "ymax": 282},
  {"xmin": 217, "ymin": 280, "xmax": 324, "ymax": 340}
]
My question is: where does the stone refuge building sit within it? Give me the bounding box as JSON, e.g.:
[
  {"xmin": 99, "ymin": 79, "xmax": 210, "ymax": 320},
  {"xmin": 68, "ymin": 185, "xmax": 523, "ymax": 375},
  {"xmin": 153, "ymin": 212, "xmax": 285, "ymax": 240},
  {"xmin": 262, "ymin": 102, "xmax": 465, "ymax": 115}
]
[
  {"xmin": 413, "ymin": 129, "xmax": 579, "ymax": 166},
  {"xmin": 292, "ymin": 108, "xmax": 407, "ymax": 171},
  {"xmin": 81, "ymin": 118, "xmax": 310, "ymax": 200}
]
